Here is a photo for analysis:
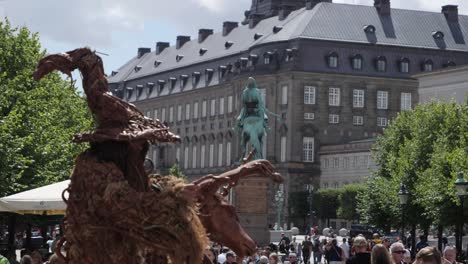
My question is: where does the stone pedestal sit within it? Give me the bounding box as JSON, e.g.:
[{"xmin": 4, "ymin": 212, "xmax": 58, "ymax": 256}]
[{"xmin": 235, "ymin": 177, "xmax": 270, "ymax": 245}]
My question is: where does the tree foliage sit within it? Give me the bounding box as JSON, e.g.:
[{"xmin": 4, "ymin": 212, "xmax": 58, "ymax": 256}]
[
  {"xmin": 357, "ymin": 101, "xmax": 468, "ymax": 231},
  {"xmin": 337, "ymin": 184, "xmax": 365, "ymax": 221},
  {"xmin": 0, "ymin": 20, "xmax": 93, "ymax": 197},
  {"xmin": 313, "ymin": 189, "xmax": 340, "ymax": 221},
  {"xmin": 168, "ymin": 163, "xmax": 187, "ymax": 181}
]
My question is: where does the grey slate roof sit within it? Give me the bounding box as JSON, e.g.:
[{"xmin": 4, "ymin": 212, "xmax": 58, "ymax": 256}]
[{"xmin": 109, "ymin": 2, "xmax": 468, "ymax": 84}]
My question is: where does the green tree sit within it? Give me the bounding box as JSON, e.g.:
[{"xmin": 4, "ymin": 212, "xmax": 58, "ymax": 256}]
[
  {"xmin": 337, "ymin": 184, "xmax": 365, "ymax": 221},
  {"xmin": 313, "ymin": 189, "xmax": 341, "ymax": 226},
  {"xmin": 0, "ymin": 20, "xmax": 93, "ymax": 197},
  {"xmin": 168, "ymin": 163, "xmax": 187, "ymax": 181},
  {"xmin": 288, "ymin": 191, "xmax": 309, "ymax": 228}
]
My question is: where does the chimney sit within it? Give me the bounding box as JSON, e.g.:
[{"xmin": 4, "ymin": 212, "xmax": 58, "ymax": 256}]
[
  {"xmin": 223, "ymin": 21, "xmax": 238, "ymax": 36},
  {"xmin": 198, "ymin": 29, "xmax": 213, "ymax": 43},
  {"xmin": 176, "ymin": 35, "xmax": 191, "ymax": 49},
  {"xmin": 306, "ymin": 0, "xmax": 332, "ymax": 10},
  {"xmin": 279, "ymin": 5, "xmax": 293, "ymax": 20},
  {"xmin": 374, "ymin": 0, "xmax": 390, "ymax": 16},
  {"xmin": 249, "ymin": 14, "xmax": 263, "ymax": 29},
  {"xmin": 442, "ymin": 5, "xmax": 458, "ymax": 23},
  {"xmin": 155, "ymin": 42, "xmax": 169, "ymax": 55},
  {"xmin": 137, "ymin": 47, "xmax": 151, "ymax": 58}
]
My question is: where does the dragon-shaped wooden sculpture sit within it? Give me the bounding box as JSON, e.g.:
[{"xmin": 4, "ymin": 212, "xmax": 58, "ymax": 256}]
[{"xmin": 33, "ymin": 48, "xmax": 282, "ymax": 264}]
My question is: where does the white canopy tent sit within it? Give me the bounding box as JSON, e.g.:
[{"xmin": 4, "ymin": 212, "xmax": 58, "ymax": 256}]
[{"xmin": 0, "ymin": 180, "xmax": 69, "ymax": 215}]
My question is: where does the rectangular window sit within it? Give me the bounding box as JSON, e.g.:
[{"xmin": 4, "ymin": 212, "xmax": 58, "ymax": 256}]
[
  {"xmin": 329, "ymin": 87, "xmax": 340, "ymax": 106},
  {"xmin": 210, "ymin": 99, "xmax": 216, "ymax": 116},
  {"xmin": 400, "ymin": 61, "xmax": 409, "ymax": 73},
  {"xmin": 303, "ymin": 137, "xmax": 314, "ymax": 162},
  {"xmin": 202, "ymin": 100, "xmax": 207, "ymax": 117},
  {"xmin": 280, "ymin": 136, "xmax": 287, "ymax": 162},
  {"xmin": 218, "ymin": 143, "xmax": 223, "ymax": 167},
  {"xmin": 145, "ymin": 110, "xmax": 151, "ymax": 118},
  {"xmin": 184, "ymin": 146, "xmax": 189, "ymax": 169},
  {"xmin": 281, "ymin": 85, "xmax": 288, "ymax": 105},
  {"xmin": 161, "ymin": 108, "xmax": 166, "ymax": 122},
  {"xmin": 353, "ymin": 116, "xmax": 364, "ymax": 126},
  {"xmin": 169, "ymin": 106, "xmax": 174, "ymax": 122},
  {"xmin": 177, "ymin": 105, "xmax": 182, "ymax": 122},
  {"xmin": 304, "ymin": 113, "xmax": 315, "ymax": 120},
  {"xmin": 401, "ymin": 92, "xmax": 412, "ymax": 111},
  {"xmin": 176, "ymin": 147, "xmax": 180, "ymax": 163},
  {"xmin": 193, "ymin": 102, "xmax": 199, "ymax": 119},
  {"xmin": 192, "ymin": 146, "xmax": 197, "ymax": 169},
  {"xmin": 377, "ymin": 117, "xmax": 388, "ymax": 127},
  {"xmin": 353, "ymin": 89, "xmax": 365, "ymax": 108},
  {"xmin": 304, "ymin": 86, "xmax": 316, "ymax": 105},
  {"xmin": 377, "ymin": 60, "xmax": 386, "ymax": 72},
  {"xmin": 154, "ymin": 109, "xmax": 158, "ymax": 120},
  {"xmin": 377, "ymin": 91, "xmax": 388, "ymax": 110},
  {"xmin": 185, "ymin": 103, "xmax": 190, "ymax": 120},
  {"xmin": 264, "ymin": 56, "xmax": 270, "ymax": 65},
  {"xmin": 226, "ymin": 142, "xmax": 231, "ymax": 166},
  {"xmin": 200, "ymin": 145, "xmax": 206, "ymax": 168},
  {"xmin": 329, "ymin": 114, "xmax": 339, "ymax": 124},
  {"xmin": 219, "ymin": 97, "xmax": 225, "ymax": 115},
  {"xmin": 227, "ymin": 96, "xmax": 233, "ymax": 113},
  {"xmin": 209, "ymin": 144, "xmax": 214, "ymax": 167}
]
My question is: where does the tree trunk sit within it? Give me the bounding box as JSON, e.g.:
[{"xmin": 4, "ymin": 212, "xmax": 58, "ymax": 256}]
[
  {"xmin": 7, "ymin": 214, "xmax": 16, "ymax": 256},
  {"xmin": 437, "ymin": 225, "xmax": 443, "ymax": 252},
  {"xmin": 411, "ymin": 225, "xmax": 416, "ymax": 258}
]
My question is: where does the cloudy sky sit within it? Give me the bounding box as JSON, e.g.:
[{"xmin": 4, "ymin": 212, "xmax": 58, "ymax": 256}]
[{"xmin": 1, "ymin": 0, "xmax": 467, "ymax": 87}]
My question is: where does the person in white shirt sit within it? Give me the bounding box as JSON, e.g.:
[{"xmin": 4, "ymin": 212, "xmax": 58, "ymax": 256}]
[{"xmin": 340, "ymin": 238, "xmax": 350, "ymax": 260}]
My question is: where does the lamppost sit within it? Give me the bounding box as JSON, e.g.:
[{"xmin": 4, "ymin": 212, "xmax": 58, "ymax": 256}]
[
  {"xmin": 307, "ymin": 184, "xmax": 314, "ymax": 231},
  {"xmin": 275, "ymin": 184, "xmax": 284, "ymax": 230},
  {"xmin": 398, "ymin": 183, "xmax": 409, "ymax": 243},
  {"xmin": 454, "ymin": 172, "xmax": 467, "ymax": 260}
]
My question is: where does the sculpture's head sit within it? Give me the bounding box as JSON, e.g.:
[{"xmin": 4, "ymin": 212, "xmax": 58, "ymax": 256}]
[
  {"xmin": 199, "ymin": 194, "xmax": 256, "ymax": 259},
  {"xmin": 247, "ymin": 77, "xmax": 257, "ymax": 89}
]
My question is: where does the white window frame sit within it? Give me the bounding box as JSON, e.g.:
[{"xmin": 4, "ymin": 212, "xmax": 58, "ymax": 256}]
[
  {"xmin": 352, "ymin": 56, "xmax": 362, "ymax": 70},
  {"xmin": 193, "ymin": 102, "xmax": 199, "ymax": 119},
  {"xmin": 304, "ymin": 86, "xmax": 316, "ymax": 105},
  {"xmin": 377, "ymin": 117, "xmax": 388, "ymax": 127},
  {"xmin": 202, "ymin": 100, "xmax": 207, "ymax": 117},
  {"xmin": 353, "ymin": 89, "xmax": 365, "ymax": 108},
  {"xmin": 184, "ymin": 146, "xmax": 189, "ymax": 169},
  {"xmin": 377, "ymin": 91, "xmax": 388, "ymax": 110},
  {"xmin": 210, "ymin": 99, "xmax": 216, "ymax": 116},
  {"xmin": 177, "ymin": 105, "xmax": 182, "ymax": 122},
  {"xmin": 304, "ymin": 113, "xmax": 315, "ymax": 120},
  {"xmin": 218, "ymin": 143, "xmax": 223, "ymax": 167},
  {"xmin": 377, "ymin": 59, "xmax": 386, "ymax": 72},
  {"xmin": 209, "ymin": 144, "xmax": 214, "ymax": 167},
  {"xmin": 281, "ymin": 85, "xmax": 288, "ymax": 105},
  {"xmin": 401, "ymin": 92, "xmax": 412, "ymax": 111},
  {"xmin": 176, "ymin": 147, "xmax": 180, "ymax": 163},
  {"xmin": 329, "ymin": 87, "xmax": 340, "ymax": 106},
  {"xmin": 264, "ymin": 56, "xmax": 270, "ymax": 65},
  {"xmin": 303, "ymin": 137, "xmax": 314, "ymax": 162},
  {"xmin": 328, "ymin": 55, "xmax": 338, "ymax": 68},
  {"xmin": 227, "ymin": 96, "xmax": 233, "ymax": 113},
  {"xmin": 280, "ymin": 136, "xmax": 287, "ymax": 162},
  {"xmin": 161, "ymin": 108, "xmax": 166, "ymax": 122},
  {"xmin": 219, "ymin": 97, "xmax": 225, "ymax": 115},
  {"xmin": 400, "ymin": 60, "xmax": 410, "ymax": 73},
  {"xmin": 328, "ymin": 114, "xmax": 339, "ymax": 124},
  {"xmin": 353, "ymin": 116, "xmax": 364, "ymax": 126},
  {"xmin": 192, "ymin": 146, "xmax": 197, "ymax": 169},
  {"xmin": 169, "ymin": 106, "xmax": 174, "ymax": 122},
  {"xmin": 145, "ymin": 110, "xmax": 151, "ymax": 118},
  {"xmin": 200, "ymin": 145, "xmax": 206, "ymax": 168},
  {"xmin": 185, "ymin": 103, "xmax": 190, "ymax": 120},
  {"xmin": 154, "ymin": 109, "xmax": 159, "ymax": 120},
  {"xmin": 226, "ymin": 142, "xmax": 231, "ymax": 166}
]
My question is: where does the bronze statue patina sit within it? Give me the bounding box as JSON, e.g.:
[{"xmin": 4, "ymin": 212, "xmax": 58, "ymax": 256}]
[
  {"xmin": 236, "ymin": 77, "xmax": 271, "ymax": 160},
  {"xmin": 34, "ymin": 48, "xmax": 282, "ymax": 264}
]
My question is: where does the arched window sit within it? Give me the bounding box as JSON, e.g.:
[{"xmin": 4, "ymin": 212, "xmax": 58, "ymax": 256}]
[
  {"xmin": 351, "ymin": 54, "xmax": 363, "ymax": 70},
  {"xmin": 327, "ymin": 52, "xmax": 338, "ymax": 68},
  {"xmin": 444, "ymin": 60, "xmax": 456, "ymax": 68},
  {"xmin": 375, "ymin": 56, "xmax": 387, "ymax": 72},
  {"xmin": 399, "ymin": 57, "xmax": 410, "ymax": 73},
  {"xmin": 422, "ymin": 59, "xmax": 433, "ymax": 72}
]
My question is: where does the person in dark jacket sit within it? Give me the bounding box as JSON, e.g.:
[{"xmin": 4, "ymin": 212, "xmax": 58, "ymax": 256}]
[
  {"xmin": 346, "ymin": 236, "xmax": 371, "ymax": 264},
  {"xmin": 326, "ymin": 239, "xmax": 344, "ymax": 264}
]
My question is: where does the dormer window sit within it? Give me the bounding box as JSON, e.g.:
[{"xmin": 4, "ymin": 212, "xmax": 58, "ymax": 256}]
[
  {"xmin": 169, "ymin": 77, "xmax": 177, "ymax": 90},
  {"xmin": 199, "ymin": 48, "xmax": 208, "ymax": 56},
  {"xmin": 126, "ymin": 87, "xmax": 134, "ymax": 100},
  {"xmin": 225, "ymin": 41, "xmax": 234, "ymax": 49},
  {"xmin": 154, "ymin": 60, "xmax": 162, "ymax": 67},
  {"xmin": 176, "ymin": 55, "xmax": 184, "ymax": 62},
  {"xmin": 248, "ymin": 54, "xmax": 259, "ymax": 67},
  {"xmin": 422, "ymin": 59, "xmax": 433, "ymax": 72},
  {"xmin": 432, "ymin": 31, "xmax": 445, "ymax": 40},
  {"xmin": 205, "ymin": 69, "xmax": 214, "ymax": 84},
  {"xmin": 254, "ymin": 33, "xmax": 263, "ymax": 40},
  {"xmin": 376, "ymin": 56, "xmax": 387, "ymax": 72},
  {"xmin": 327, "ymin": 52, "xmax": 338, "ymax": 68},
  {"xmin": 111, "ymin": 71, "xmax": 119, "ymax": 76},
  {"xmin": 226, "ymin": 63, "xmax": 233, "ymax": 73},
  {"xmin": 399, "ymin": 57, "xmax": 410, "ymax": 73},
  {"xmin": 218, "ymin": 66, "xmax": 227, "ymax": 80},
  {"xmin": 240, "ymin": 57, "xmax": 249, "ymax": 68},
  {"xmin": 351, "ymin": 54, "xmax": 363, "ymax": 70},
  {"xmin": 157, "ymin": 80, "xmax": 166, "ymax": 93},
  {"xmin": 134, "ymin": 65, "xmax": 142, "ymax": 72},
  {"xmin": 363, "ymin": 25, "xmax": 376, "ymax": 34},
  {"xmin": 192, "ymin": 72, "xmax": 201, "ymax": 87},
  {"xmin": 285, "ymin": 49, "xmax": 296, "ymax": 62},
  {"xmin": 136, "ymin": 84, "xmax": 144, "ymax": 98},
  {"xmin": 264, "ymin": 52, "xmax": 273, "ymax": 65},
  {"xmin": 146, "ymin": 82, "xmax": 155, "ymax": 96},
  {"xmin": 444, "ymin": 60, "xmax": 456, "ymax": 68},
  {"xmin": 273, "ymin": 26, "xmax": 283, "ymax": 34},
  {"xmin": 180, "ymin": 74, "xmax": 188, "ymax": 90}
]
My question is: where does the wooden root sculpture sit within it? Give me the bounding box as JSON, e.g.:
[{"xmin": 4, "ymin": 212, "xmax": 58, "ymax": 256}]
[{"xmin": 34, "ymin": 48, "xmax": 282, "ymax": 264}]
